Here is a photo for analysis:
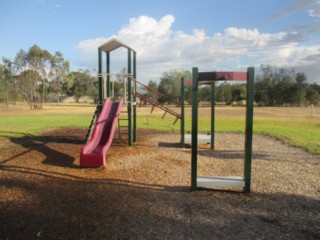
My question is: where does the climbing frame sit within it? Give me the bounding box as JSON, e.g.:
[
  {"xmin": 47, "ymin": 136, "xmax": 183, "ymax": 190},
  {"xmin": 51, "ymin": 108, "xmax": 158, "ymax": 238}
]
[{"xmin": 191, "ymin": 67, "xmax": 255, "ymax": 192}]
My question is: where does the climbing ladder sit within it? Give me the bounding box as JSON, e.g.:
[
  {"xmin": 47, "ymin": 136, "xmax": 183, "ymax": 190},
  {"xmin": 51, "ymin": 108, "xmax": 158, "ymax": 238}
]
[
  {"xmin": 117, "ymin": 109, "xmax": 129, "ymax": 140},
  {"xmin": 85, "ymin": 104, "xmax": 103, "ymax": 142}
]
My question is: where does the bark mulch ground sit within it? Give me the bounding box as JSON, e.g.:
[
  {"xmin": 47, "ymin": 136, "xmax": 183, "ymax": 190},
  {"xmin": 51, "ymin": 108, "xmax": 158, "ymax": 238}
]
[{"xmin": 0, "ymin": 127, "xmax": 319, "ymax": 239}]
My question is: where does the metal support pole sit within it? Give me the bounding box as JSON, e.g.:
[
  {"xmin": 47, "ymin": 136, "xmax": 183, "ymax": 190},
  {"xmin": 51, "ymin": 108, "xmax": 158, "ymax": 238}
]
[
  {"xmin": 98, "ymin": 48, "xmax": 103, "ymax": 104},
  {"xmin": 211, "ymin": 82, "xmax": 215, "ymax": 149},
  {"xmin": 191, "ymin": 67, "xmax": 199, "ymax": 191},
  {"xmin": 127, "ymin": 49, "xmax": 132, "ymax": 146},
  {"xmin": 133, "ymin": 51, "xmax": 137, "ymax": 142},
  {"xmin": 106, "ymin": 52, "xmax": 110, "ymax": 98},
  {"xmin": 180, "ymin": 77, "xmax": 185, "ymax": 148},
  {"xmin": 244, "ymin": 67, "xmax": 254, "ymax": 193}
]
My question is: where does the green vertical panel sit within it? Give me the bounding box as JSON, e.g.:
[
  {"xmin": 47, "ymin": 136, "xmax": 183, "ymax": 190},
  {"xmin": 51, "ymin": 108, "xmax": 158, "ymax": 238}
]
[
  {"xmin": 127, "ymin": 49, "xmax": 132, "ymax": 146},
  {"xmin": 191, "ymin": 67, "xmax": 199, "ymax": 191},
  {"xmin": 180, "ymin": 77, "xmax": 185, "ymax": 148},
  {"xmin": 106, "ymin": 52, "xmax": 110, "ymax": 98},
  {"xmin": 133, "ymin": 51, "xmax": 137, "ymax": 142},
  {"xmin": 244, "ymin": 67, "xmax": 255, "ymax": 193},
  {"xmin": 211, "ymin": 82, "xmax": 215, "ymax": 149},
  {"xmin": 98, "ymin": 48, "xmax": 103, "ymax": 104}
]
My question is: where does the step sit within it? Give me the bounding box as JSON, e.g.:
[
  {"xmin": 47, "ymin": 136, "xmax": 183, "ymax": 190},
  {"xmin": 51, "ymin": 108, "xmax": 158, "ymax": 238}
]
[
  {"xmin": 184, "ymin": 134, "xmax": 211, "ymax": 144},
  {"xmin": 197, "ymin": 176, "xmax": 245, "ymax": 188}
]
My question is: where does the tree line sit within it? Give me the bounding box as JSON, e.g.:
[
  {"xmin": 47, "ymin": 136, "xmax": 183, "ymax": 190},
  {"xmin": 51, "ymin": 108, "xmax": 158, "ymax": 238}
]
[
  {"xmin": 1, "ymin": 45, "xmax": 319, "ymax": 108},
  {"xmin": 0, "ymin": 45, "xmax": 100, "ymax": 108},
  {"xmin": 144, "ymin": 66, "xmax": 320, "ymax": 106}
]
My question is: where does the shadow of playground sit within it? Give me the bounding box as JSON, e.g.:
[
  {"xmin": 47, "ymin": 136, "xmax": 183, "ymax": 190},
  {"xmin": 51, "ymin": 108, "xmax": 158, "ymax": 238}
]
[
  {"xmin": 0, "ymin": 169, "xmax": 318, "ymax": 240},
  {"xmin": 4, "ymin": 131, "xmax": 84, "ymax": 168}
]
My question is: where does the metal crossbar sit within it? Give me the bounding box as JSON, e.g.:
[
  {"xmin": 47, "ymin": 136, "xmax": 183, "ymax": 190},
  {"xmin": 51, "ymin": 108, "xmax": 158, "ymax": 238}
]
[{"xmin": 133, "ymin": 92, "xmax": 181, "ymax": 125}]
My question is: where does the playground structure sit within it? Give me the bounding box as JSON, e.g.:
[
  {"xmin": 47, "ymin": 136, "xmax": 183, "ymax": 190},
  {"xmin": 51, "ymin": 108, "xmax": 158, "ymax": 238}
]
[
  {"xmin": 186, "ymin": 68, "xmax": 255, "ymax": 192},
  {"xmin": 80, "ymin": 38, "xmax": 181, "ymax": 167},
  {"xmin": 80, "ymin": 38, "xmax": 254, "ymax": 192}
]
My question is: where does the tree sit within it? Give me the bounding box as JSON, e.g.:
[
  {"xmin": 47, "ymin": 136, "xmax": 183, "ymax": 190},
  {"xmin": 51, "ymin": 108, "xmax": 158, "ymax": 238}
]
[
  {"xmin": 1, "ymin": 58, "xmax": 14, "ymax": 105},
  {"xmin": 0, "ymin": 64, "xmax": 4, "ymax": 103},
  {"xmin": 199, "ymin": 86, "xmax": 211, "ymax": 105},
  {"xmin": 17, "ymin": 69, "xmax": 41, "ymax": 109},
  {"xmin": 27, "ymin": 45, "xmax": 52, "ymax": 108},
  {"xmin": 62, "ymin": 72, "xmax": 74, "ymax": 96},
  {"xmin": 255, "ymin": 65, "xmax": 298, "ymax": 106},
  {"xmin": 231, "ymin": 84, "xmax": 246, "ymax": 102},
  {"xmin": 49, "ymin": 51, "xmax": 70, "ymax": 105},
  {"xmin": 305, "ymin": 86, "xmax": 320, "ymax": 106},
  {"xmin": 254, "ymin": 76, "xmax": 273, "ymax": 105},
  {"xmin": 295, "ymin": 72, "xmax": 307, "ymax": 106},
  {"xmin": 216, "ymin": 82, "xmax": 232, "ymax": 104},
  {"xmin": 70, "ymin": 71, "xmax": 92, "ymax": 103},
  {"xmin": 158, "ymin": 76, "xmax": 175, "ymax": 104},
  {"xmin": 147, "ymin": 80, "xmax": 158, "ymax": 101},
  {"xmin": 158, "ymin": 69, "xmax": 191, "ymax": 104}
]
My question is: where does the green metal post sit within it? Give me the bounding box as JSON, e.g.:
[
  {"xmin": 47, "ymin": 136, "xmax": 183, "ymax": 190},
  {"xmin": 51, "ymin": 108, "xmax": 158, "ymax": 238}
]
[
  {"xmin": 191, "ymin": 67, "xmax": 199, "ymax": 191},
  {"xmin": 106, "ymin": 52, "xmax": 110, "ymax": 97},
  {"xmin": 133, "ymin": 51, "xmax": 137, "ymax": 142},
  {"xmin": 98, "ymin": 48, "xmax": 103, "ymax": 104},
  {"xmin": 244, "ymin": 67, "xmax": 254, "ymax": 193},
  {"xmin": 211, "ymin": 82, "xmax": 215, "ymax": 149},
  {"xmin": 180, "ymin": 77, "xmax": 185, "ymax": 148},
  {"xmin": 127, "ymin": 49, "xmax": 132, "ymax": 146}
]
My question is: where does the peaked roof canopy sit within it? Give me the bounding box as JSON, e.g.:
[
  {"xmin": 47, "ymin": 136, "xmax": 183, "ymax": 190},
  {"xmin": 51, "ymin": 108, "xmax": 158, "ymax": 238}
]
[{"xmin": 99, "ymin": 37, "xmax": 135, "ymax": 53}]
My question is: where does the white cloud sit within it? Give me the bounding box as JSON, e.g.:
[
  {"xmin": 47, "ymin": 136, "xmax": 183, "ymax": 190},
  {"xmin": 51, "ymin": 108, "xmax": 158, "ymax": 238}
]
[
  {"xmin": 75, "ymin": 14, "xmax": 320, "ymax": 83},
  {"xmin": 309, "ymin": 1, "xmax": 320, "ymax": 17},
  {"xmin": 270, "ymin": 0, "xmax": 319, "ymax": 19},
  {"xmin": 75, "ymin": 37, "xmax": 108, "ymax": 64}
]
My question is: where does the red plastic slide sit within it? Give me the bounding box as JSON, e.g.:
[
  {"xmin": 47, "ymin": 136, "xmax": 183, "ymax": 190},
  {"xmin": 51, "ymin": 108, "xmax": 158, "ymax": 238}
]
[{"xmin": 80, "ymin": 98, "xmax": 124, "ymax": 167}]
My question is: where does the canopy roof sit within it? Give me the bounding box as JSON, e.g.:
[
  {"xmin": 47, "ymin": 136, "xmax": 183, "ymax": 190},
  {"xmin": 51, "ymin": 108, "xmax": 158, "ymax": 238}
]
[{"xmin": 99, "ymin": 37, "xmax": 135, "ymax": 53}]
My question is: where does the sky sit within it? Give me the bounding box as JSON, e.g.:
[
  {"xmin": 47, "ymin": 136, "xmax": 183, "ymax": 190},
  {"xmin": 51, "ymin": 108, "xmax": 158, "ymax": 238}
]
[{"xmin": 1, "ymin": 0, "xmax": 320, "ymax": 83}]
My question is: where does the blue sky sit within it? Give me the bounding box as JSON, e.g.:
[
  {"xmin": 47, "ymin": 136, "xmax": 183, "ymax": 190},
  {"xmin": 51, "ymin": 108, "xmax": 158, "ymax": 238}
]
[{"xmin": 1, "ymin": 0, "xmax": 320, "ymax": 83}]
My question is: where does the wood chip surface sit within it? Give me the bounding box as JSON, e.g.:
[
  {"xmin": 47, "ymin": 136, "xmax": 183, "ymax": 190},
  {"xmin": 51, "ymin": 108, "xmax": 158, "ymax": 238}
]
[{"xmin": 0, "ymin": 128, "xmax": 319, "ymax": 239}]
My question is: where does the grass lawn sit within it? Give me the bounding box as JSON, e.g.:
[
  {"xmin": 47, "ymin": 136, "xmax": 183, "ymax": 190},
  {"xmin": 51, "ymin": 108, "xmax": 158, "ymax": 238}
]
[{"xmin": 0, "ymin": 103, "xmax": 319, "ymax": 155}]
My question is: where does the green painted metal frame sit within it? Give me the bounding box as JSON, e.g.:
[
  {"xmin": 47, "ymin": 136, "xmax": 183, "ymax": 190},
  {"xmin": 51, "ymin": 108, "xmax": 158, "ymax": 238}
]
[
  {"xmin": 180, "ymin": 77, "xmax": 185, "ymax": 148},
  {"xmin": 244, "ymin": 67, "xmax": 254, "ymax": 192},
  {"xmin": 211, "ymin": 82, "xmax": 215, "ymax": 150},
  {"xmin": 97, "ymin": 39, "xmax": 137, "ymax": 147},
  {"xmin": 191, "ymin": 67, "xmax": 199, "ymax": 191},
  {"xmin": 98, "ymin": 48, "xmax": 103, "ymax": 104},
  {"xmin": 106, "ymin": 52, "xmax": 110, "ymax": 97},
  {"xmin": 127, "ymin": 49, "xmax": 132, "ymax": 146},
  {"xmin": 133, "ymin": 52, "xmax": 137, "ymax": 142},
  {"xmin": 191, "ymin": 67, "xmax": 254, "ymax": 192}
]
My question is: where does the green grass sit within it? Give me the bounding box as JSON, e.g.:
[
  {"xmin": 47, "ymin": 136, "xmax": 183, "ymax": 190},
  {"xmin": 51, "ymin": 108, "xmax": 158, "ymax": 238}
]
[
  {"xmin": 253, "ymin": 118, "xmax": 320, "ymax": 155},
  {"xmin": 0, "ymin": 114, "xmax": 91, "ymax": 138},
  {"xmin": 137, "ymin": 114, "xmax": 320, "ymax": 155},
  {"xmin": 1, "ymin": 110, "xmax": 319, "ymax": 156}
]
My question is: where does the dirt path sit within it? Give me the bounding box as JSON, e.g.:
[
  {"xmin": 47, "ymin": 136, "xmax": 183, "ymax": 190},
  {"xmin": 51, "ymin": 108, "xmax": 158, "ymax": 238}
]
[{"xmin": 0, "ymin": 128, "xmax": 319, "ymax": 239}]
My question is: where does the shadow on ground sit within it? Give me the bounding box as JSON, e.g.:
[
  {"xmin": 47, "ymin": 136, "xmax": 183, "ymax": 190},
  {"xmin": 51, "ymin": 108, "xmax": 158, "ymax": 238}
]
[
  {"xmin": 0, "ymin": 128, "xmax": 319, "ymax": 239},
  {"xmin": 4, "ymin": 128, "xmax": 85, "ymax": 168},
  {"xmin": 0, "ymin": 171, "xmax": 319, "ymax": 240}
]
